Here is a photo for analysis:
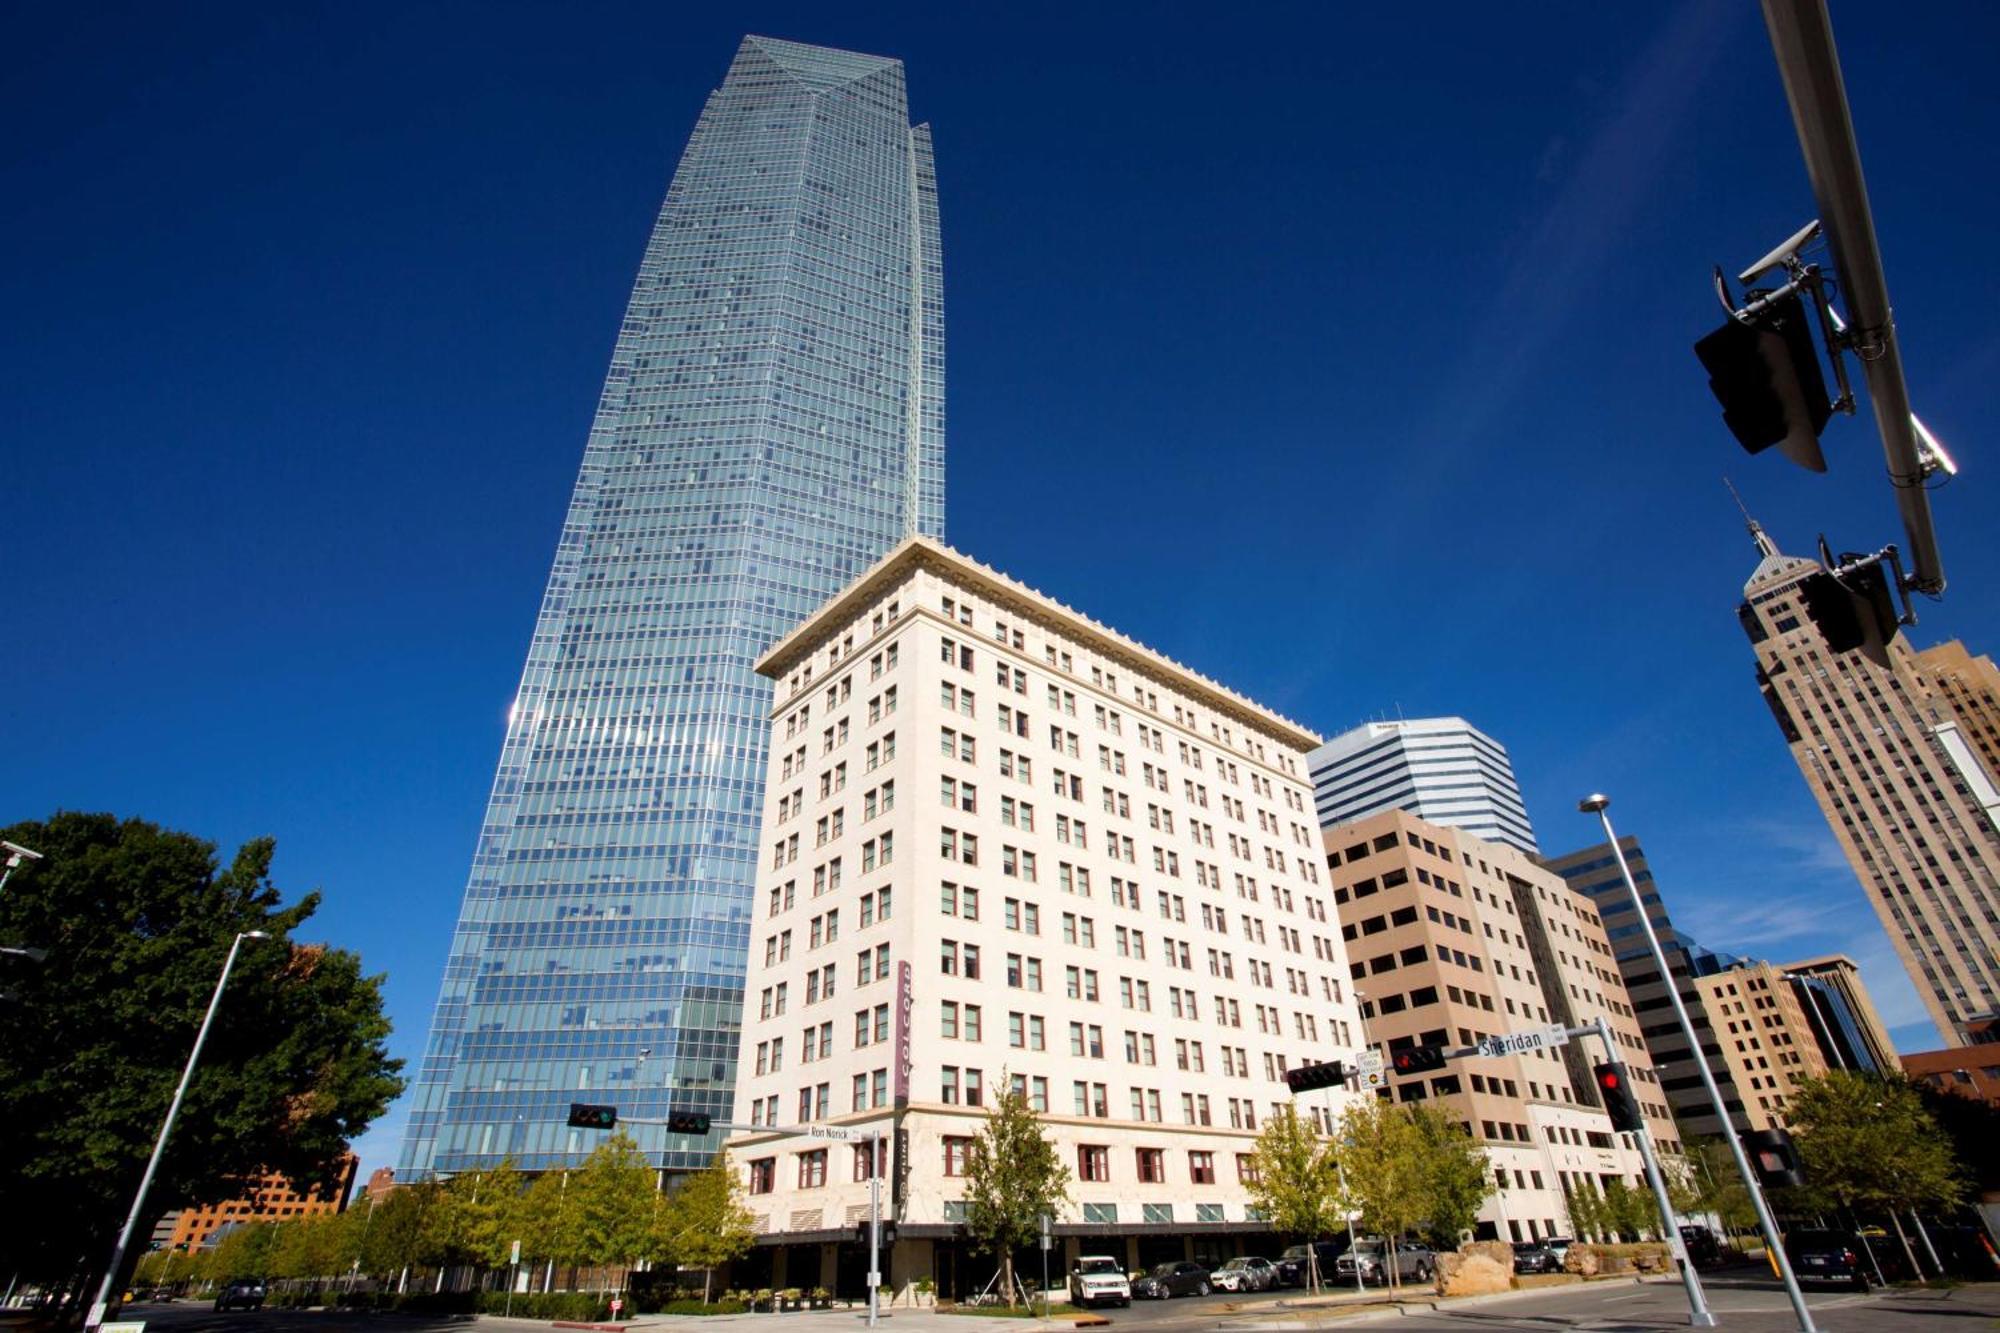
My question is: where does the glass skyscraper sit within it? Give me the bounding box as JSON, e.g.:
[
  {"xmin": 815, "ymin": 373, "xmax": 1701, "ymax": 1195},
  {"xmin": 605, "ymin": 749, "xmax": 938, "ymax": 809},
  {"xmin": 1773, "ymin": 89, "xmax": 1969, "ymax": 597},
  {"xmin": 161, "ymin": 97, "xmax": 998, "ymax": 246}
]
[{"xmin": 399, "ymin": 35, "xmax": 945, "ymax": 1177}]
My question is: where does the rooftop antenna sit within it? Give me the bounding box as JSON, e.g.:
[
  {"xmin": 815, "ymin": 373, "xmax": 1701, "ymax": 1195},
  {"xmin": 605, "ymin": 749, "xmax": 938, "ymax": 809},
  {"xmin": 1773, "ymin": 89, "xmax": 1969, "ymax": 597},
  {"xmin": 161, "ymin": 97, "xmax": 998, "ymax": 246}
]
[{"xmin": 1725, "ymin": 476, "xmax": 1779, "ymax": 560}]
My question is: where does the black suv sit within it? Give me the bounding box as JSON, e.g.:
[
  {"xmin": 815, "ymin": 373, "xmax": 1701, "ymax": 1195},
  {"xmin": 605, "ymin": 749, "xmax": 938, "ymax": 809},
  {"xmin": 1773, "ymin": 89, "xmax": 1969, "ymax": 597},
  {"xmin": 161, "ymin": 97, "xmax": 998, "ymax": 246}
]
[
  {"xmin": 215, "ymin": 1279, "xmax": 267, "ymax": 1312},
  {"xmin": 1275, "ymin": 1240, "xmax": 1349, "ymax": 1287}
]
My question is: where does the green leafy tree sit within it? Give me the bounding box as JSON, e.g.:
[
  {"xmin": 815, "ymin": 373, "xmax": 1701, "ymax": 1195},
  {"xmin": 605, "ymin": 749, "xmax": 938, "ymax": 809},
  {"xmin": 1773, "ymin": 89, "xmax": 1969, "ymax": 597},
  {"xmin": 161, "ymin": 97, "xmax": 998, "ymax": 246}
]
[
  {"xmin": 1405, "ymin": 1104, "xmax": 1490, "ymax": 1246},
  {"xmin": 1245, "ymin": 1105, "xmax": 1346, "ymax": 1289},
  {"xmin": 1675, "ymin": 1138, "xmax": 1756, "ymax": 1240},
  {"xmin": 569, "ymin": 1133, "xmax": 658, "ymax": 1291},
  {"xmin": 1784, "ymin": 1071, "xmax": 1964, "ymax": 1276},
  {"xmin": 665, "ymin": 1152, "xmax": 757, "ymax": 1302},
  {"xmin": 204, "ymin": 1221, "xmax": 277, "ymax": 1282},
  {"xmin": 440, "ymin": 1159, "xmax": 527, "ymax": 1268},
  {"xmin": 963, "ymin": 1081, "xmax": 1071, "ymax": 1306},
  {"xmin": 361, "ymin": 1180, "xmax": 449, "ymax": 1283},
  {"xmin": 521, "ymin": 1168, "xmax": 585, "ymax": 1285},
  {"xmin": 1563, "ymin": 1178, "xmax": 1605, "ymax": 1241},
  {"xmin": 269, "ymin": 1212, "xmax": 348, "ymax": 1281},
  {"xmin": 0, "ymin": 813, "xmax": 405, "ymax": 1293},
  {"xmin": 1598, "ymin": 1179, "xmax": 1649, "ymax": 1241},
  {"xmin": 1338, "ymin": 1099, "xmax": 1489, "ymax": 1286}
]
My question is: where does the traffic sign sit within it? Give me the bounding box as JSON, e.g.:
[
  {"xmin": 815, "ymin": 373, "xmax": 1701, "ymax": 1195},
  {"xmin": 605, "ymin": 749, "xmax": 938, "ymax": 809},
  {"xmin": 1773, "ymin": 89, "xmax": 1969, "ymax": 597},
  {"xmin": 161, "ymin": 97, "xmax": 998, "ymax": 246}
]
[
  {"xmin": 1473, "ymin": 1025, "xmax": 1569, "ymax": 1059},
  {"xmin": 1356, "ymin": 1050, "xmax": 1384, "ymax": 1074}
]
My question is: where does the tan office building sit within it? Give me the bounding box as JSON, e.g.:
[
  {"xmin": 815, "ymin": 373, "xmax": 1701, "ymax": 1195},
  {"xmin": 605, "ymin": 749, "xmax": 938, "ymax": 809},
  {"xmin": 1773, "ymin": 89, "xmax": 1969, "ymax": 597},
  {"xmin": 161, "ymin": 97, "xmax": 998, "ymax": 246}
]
[
  {"xmin": 1688, "ymin": 962, "xmax": 1827, "ymax": 1127},
  {"xmin": 1738, "ymin": 523, "xmax": 2000, "ymax": 1043},
  {"xmin": 1325, "ymin": 809, "xmax": 1674, "ymax": 1243},
  {"xmin": 1913, "ymin": 641, "xmax": 2000, "ymax": 782},
  {"xmin": 1780, "ymin": 954, "xmax": 1898, "ymax": 1074},
  {"xmin": 161, "ymin": 1153, "xmax": 358, "ymax": 1251},
  {"xmin": 729, "ymin": 538, "xmax": 1366, "ymax": 1298}
]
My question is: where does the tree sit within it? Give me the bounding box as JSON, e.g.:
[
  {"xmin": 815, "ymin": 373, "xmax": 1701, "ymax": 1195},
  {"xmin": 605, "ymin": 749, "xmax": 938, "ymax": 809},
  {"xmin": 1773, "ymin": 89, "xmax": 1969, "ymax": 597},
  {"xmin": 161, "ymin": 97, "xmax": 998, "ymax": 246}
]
[
  {"xmin": 1674, "ymin": 1138, "xmax": 1757, "ymax": 1241},
  {"xmin": 1784, "ymin": 1071, "xmax": 1964, "ymax": 1277},
  {"xmin": 439, "ymin": 1159, "xmax": 527, "ymax": 1269},
  {"xmin": 1244, "ymin": 1105, "xmax": 1345, "ymax": 1290},
  {"xmin": 1404, "ymin": 1104, "xmax": 1490, "ymax": 1246},
  {"xmin": 568, "ymin": 1133, "xmax": 658, "ymax": 1291},
  {"xmin": 0, "ymin": 813, "xmax": 405, "ymax": 1294},
  {"xmin": 1598, "ymin": 1179, "xmax": 1650, "ymax": 1241},
  {"xmin": 204, "ymin": 1221, "xmax": 277, "ymax": 1284},
  {"xmin": 1337, "ymin": 1099, "xmax": 1489, "ymax": 1287},
  {"xmin": 521, "ymin": 1168, "xmax": 585, "ymax": 1287},
  {"xmin": 361, "ymin": 1181, "xmax": 449, "ymax": 1285},
  {"xmin": 269, "ymin": 1212, "xmax": 348, "ymax": 1282},
  {"xmin": 962, "ymin": 1081, "xmax": 1070, "ymax": 1305},
  {"xmin": 665, "ymin": 1152, "xmax": 757, "ymax": 1302}
]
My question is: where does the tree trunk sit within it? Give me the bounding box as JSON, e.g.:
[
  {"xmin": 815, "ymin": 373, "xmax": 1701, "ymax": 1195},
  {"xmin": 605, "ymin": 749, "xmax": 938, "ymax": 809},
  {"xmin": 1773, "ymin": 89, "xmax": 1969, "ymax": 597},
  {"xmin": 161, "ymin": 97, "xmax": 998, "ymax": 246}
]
[
  {"xmin": 1000, "ymin": 1253, "xmax": 1015, "ymax": 1307},
  {"xmin": 1387, "ymin": 1237, "xmax": 1399, "ymax": 1292},
  {"xmin": 703, "ymin": 1268, "xmax": 712, "ymax": 1304}
]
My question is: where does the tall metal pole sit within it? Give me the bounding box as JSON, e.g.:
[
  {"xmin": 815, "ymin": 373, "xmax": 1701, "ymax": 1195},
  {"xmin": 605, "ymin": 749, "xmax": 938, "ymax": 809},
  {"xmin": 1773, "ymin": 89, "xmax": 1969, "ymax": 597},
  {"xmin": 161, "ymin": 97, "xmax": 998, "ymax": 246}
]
[
  {"xmin": 1591, "ymin": 1019, "xmax": 1715, "ymax": 1327},
  {"xmin": 1582, "ymin": 797, "xmax": 1817, "ymax": 1332},
  {"xmin": 867, "ymin": 1130, "xmax": 882, "ymax": 1328},
  {"xmin": 1760, "ymin": 0, "xmax": 1944, "ymax": 595},
  {"xmin": 86, "ymin": 930, "xmax": 267, "ymax": 1329}
]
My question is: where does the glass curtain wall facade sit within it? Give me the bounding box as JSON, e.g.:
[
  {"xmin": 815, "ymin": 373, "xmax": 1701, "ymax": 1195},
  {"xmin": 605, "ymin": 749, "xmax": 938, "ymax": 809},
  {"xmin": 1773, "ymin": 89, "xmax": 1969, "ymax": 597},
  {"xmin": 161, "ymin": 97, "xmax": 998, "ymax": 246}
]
[{"xmin": 399, "ymin": 35, "xmax": 945, "ymax": 1177}]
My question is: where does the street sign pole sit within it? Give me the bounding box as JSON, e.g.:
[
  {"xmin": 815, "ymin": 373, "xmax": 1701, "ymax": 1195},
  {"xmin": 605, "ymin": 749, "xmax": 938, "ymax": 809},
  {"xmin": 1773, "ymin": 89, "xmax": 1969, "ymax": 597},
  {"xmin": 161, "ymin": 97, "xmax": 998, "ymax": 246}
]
[{"xmin": 867, "ymin": 1130, "xmax": 882, "ymax": 1329}]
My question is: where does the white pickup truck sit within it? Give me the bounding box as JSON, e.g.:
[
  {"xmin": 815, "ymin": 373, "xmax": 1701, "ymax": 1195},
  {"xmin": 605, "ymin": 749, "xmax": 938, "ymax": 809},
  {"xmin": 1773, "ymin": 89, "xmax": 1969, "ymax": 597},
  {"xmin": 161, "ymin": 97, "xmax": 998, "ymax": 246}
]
[{"xmin": 1067, "ymin": 1255, "xmax": 1132, "ymax": 1307}]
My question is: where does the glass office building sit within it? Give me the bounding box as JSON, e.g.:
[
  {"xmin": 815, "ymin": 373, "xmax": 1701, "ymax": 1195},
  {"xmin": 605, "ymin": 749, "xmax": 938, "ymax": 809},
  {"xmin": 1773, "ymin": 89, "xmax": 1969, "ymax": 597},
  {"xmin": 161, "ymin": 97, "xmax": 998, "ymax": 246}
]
[{"xmin": 399, "ymin": 35, "xmax": 945, "ymax": 1176}]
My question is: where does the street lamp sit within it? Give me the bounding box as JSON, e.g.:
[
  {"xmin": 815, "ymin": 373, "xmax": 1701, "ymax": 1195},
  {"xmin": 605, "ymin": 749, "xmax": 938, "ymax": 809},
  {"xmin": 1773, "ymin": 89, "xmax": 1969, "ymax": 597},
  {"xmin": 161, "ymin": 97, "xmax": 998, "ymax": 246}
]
[
  {"xmin": 0, "ymin": 840, "xmax": 43, "ymax": 895},
  {"xmin": 86, "ymin": 930, "xmax": 271, "ymax": 1329},
  {"xmin": 1579, "ymin": 795, "xmax": 1818, "ymax": 1332}
]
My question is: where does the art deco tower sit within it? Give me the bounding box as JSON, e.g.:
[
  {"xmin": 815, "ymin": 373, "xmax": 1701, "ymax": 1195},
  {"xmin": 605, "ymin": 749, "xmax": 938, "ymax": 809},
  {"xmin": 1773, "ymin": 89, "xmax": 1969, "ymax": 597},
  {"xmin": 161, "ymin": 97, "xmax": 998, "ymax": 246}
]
[
  {"xmin": 400, "ymin": 36, "xmax": 945, "ymax": 1176},
  {"xmin": 1738, "ymin": 523, "xmax": 2000, "ymax": 1043}
]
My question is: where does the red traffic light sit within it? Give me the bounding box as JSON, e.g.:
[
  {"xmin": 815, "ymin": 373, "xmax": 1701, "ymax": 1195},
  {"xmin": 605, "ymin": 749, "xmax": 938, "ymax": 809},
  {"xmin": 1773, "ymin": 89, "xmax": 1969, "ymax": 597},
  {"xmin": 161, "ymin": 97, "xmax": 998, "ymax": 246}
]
[{"xmin": 1391, "ymin": 1045, "xmax": 1447, "ymax": 1075}]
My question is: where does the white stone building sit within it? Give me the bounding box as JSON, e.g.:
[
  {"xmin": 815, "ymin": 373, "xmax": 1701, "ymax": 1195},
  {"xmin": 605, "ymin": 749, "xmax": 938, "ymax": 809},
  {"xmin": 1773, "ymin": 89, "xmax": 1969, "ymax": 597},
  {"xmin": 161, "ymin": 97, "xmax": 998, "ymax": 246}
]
[{"xmin": 728, "ymin": 538, "xmax": 1368, "ymax": 1298}]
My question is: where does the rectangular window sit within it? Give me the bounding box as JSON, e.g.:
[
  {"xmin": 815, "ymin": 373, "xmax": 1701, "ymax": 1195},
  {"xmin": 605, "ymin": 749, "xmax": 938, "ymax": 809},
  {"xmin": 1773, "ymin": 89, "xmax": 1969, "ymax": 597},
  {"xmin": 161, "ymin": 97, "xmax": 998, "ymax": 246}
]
[{"xmin": 1078, "ymin": 1145, "xmax": 1111, "ymax": 1183}]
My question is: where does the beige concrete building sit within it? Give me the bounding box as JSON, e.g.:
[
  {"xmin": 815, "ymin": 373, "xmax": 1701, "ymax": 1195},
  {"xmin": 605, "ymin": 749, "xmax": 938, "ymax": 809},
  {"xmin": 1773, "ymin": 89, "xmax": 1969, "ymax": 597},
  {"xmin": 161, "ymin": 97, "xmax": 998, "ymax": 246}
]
[
  {"xmin": 1738, "ymin": 523, "xmax": 2000, "ymax": 1043},
  {"xmin": 1688, "ymin": 962, "xmax": 1827, "ymax": 1127},
  {"xmin": 728, "ymin": 539, "xmax": 1366, "ymax": 1298},
  {"xmin": 1781, "ymin": 954, "xmax": 1898, "ymax": 1074},
  {"xmin": 160, "ymin": 1153, "xmax": 358, "ymax": 1252},
  {"xmin": 1914, "ymin": 641, "xmax": 2000, "ymax": 782},
  {"xmin": 1326, "ymin": 810, "xmax": 1674, "ymax": 1243}
]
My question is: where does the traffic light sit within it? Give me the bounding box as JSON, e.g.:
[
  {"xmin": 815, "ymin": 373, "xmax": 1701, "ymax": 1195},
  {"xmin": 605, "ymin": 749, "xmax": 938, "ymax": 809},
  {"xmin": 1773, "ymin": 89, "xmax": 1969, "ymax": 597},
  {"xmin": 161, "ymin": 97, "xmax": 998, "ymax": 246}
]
[
  {"xmin": 1593, "ymin": 1062, "xmax": 1644, "ymax": 1134},
  {"xmin": 1283, "ymin": 1061, "xmax": 1347, "ymax": 1094},
  {"xmin": 665, "ymin": 1110, "xmax": 712, "ymax": 1135},
  {"xmin": 1742, "ymin": 1128, "xmax": 1805, "ymax": 1189},
  {"xmin": 1798, "ymin": 558, "xmax": 1899, "ymax": 660},
  {"xmin": 1391, "ymin": 1045, "xmax": 1447, "ymax": 1076},
  {"xmin": 567, "ymin": 1102, "xmax": 617, "ymax": 1129},
  {"xmin": 1694, "ymin": 290, "xmax": 1833, "ymax": 472},
  {"xmin": 855, "ymin": 1221, "xmax": 898, "ymax": 1247}
]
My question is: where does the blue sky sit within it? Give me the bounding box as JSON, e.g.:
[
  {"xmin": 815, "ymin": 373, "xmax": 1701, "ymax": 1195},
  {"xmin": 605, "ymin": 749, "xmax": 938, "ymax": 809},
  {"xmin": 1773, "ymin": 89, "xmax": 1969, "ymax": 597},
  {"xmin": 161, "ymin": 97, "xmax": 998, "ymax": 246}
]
[{"xmin": 5, "ymin": 2, "xmax": 1997, "ymax": 1186}]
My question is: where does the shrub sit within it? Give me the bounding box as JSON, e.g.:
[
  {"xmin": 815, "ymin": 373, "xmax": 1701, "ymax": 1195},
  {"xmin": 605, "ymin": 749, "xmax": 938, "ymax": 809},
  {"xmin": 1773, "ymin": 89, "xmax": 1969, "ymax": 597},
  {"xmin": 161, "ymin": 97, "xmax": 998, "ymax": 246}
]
[{"xmin": 656, "ymin": 1299, "xmax": 750, "ymax": 1315}]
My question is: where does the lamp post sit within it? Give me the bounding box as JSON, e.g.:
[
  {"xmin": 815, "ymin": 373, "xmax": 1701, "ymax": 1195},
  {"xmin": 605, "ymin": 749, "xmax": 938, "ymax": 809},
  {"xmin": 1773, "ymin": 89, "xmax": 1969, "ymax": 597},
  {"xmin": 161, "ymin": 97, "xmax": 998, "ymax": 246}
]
[
  {"xmin": 0, "ymin": 840, "xmax": 43, "ymax": 895},
  {"xmin": 86, "ymin": 930, "xmax": 269, "ymax": 1329},
  {"xmin": 1579, "ymin": 795, "xmax": 1818, "ymax": 1332}
]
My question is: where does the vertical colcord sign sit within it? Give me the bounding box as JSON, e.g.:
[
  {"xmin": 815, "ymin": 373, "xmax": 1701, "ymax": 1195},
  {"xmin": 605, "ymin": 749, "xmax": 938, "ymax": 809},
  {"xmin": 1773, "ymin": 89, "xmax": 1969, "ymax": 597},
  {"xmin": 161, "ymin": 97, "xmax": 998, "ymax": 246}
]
[{"xmin": 894, "ymin": 960, "xmax": 913, "ymax": 1105}]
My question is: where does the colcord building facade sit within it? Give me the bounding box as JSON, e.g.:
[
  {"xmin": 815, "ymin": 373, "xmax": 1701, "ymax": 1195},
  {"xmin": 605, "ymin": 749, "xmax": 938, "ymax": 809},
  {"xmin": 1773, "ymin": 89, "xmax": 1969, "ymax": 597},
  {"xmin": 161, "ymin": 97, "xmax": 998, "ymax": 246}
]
[
  {"xmin": 729, "ymin": 539, "xmax": 1366, "ymax": 1297},
  {"xmin": 1324, "ymin": 810, "xmax": 1670, "ymax": 1243},
  {"xmin": 401, "ymin": 36, "xmax": 947, "ymax": 1178}
]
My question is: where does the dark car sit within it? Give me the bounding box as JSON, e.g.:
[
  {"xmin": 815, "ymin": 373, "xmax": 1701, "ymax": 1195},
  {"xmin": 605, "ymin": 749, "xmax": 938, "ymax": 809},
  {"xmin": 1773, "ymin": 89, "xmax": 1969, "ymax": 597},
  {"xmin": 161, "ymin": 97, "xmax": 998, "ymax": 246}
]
[
  {"xmin": 1783, "ymin": 1229, "xmax": 1869, "ymax": 1290},
  {"xmin": 1275, "ymin": 1240, "xmax": 1349, "ymax": 1287},
  {"xmin": 1679, "ymin": 1224, "xmax": 1722, "ymax": 1268},
  {"xmin": 1130, "ymin": 1261, "xmax": 1213, "ymax": 1299},
  {"xmin": 1511, "ymin": 1242, "xmax": 1562, "ymax": 1274},
  {"xmin": 215, "ymin": 1278, "xmax": 267, "ymax": 1312}
]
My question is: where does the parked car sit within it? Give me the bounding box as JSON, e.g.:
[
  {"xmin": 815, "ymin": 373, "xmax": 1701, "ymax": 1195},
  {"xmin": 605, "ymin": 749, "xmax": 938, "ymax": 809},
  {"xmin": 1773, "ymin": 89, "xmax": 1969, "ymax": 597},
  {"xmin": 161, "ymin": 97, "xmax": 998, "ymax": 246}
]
[
  {"xmin": 1275, "ymin": 1240, "xmax": 1350, "ymax": 1286},
  {"xmin": 1209, "ymin": 1256, "xmax": 1277, "ymax": 1292},
  {"xmin": 1541, "ymin": 1236, "xmax": 1574, "ymax": 1267},
  {"xmin": 1067, "ymin": 1256, "xmax": 1132, "ymax": 1308},
  {"xmin": 1511, "ymin": 1241, "xmax": 1563, "ymax": 1274},
  {"xmin": 1335, "ymin": 1240, "xmax": 1434, "ymax": 1286},
  {"xmin": 1130, "ymin": 1261, "xmax": 1213, "ymax": 1299},
  {"xmin": 214, "ymin": 1279, "xmax": 267, "ymax": 1312},
  {"xmin": 1679, "ymin": 1224, "xmax": 1722, "ymax": 1268},
  {"xmin": 1783, "ymin": 1229, "xmax": 1870, "ymax": 1290}
]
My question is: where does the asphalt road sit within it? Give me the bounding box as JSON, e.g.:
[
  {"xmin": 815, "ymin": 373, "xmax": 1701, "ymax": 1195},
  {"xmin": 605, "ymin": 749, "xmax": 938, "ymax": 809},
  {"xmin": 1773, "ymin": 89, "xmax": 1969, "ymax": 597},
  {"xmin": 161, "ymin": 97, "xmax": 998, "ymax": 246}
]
[{"xmin": 108, "ymin": 1278, "xmax": 2000, "ymax": 1333}]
